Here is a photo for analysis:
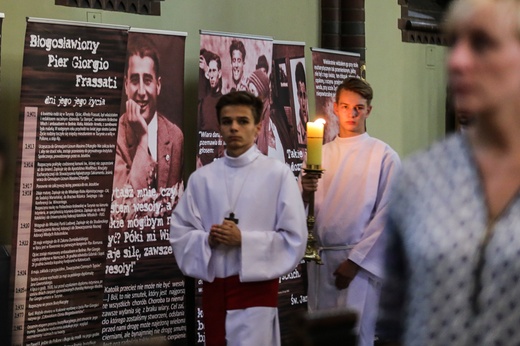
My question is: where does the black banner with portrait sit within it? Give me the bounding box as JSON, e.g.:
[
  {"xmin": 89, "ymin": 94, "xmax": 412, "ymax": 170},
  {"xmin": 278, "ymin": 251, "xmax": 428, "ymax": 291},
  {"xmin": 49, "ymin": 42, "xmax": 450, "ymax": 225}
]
[
  {"xmin": 271, "ymin": 41, "xmax": 310, "ymax": 345},
  {"xmin": 11, "ymin": 19, "xmax": 188, "ymax": 345}
]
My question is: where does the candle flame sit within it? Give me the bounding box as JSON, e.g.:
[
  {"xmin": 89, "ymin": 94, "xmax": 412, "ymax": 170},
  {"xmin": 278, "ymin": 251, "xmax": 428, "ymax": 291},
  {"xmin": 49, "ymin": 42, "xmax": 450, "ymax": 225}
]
[{"xmin": 315, "ymin": 118, "xmax": 326, "ymax": 125}]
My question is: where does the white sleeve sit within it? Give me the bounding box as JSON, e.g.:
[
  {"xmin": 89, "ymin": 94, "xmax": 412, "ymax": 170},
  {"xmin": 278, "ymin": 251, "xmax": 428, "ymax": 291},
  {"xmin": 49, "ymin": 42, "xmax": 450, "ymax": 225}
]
[
  {"xmin": 349, "ymin": 149, "xmax": 401, "ymax": 278},
  {"xmin": 240, "ymin": 168, "xmax": 307, "ymax": 281},
  {"xmin": 169, "ymin": 176, "xmax": 215, "ymax": 282}
]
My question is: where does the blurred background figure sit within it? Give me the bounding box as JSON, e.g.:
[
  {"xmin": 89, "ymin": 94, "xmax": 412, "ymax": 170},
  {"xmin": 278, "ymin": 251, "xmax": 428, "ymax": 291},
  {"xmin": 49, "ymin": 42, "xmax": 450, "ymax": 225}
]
[{"xmin": 378, "ymin": 0, "xmax": 520, "ymax": 344}]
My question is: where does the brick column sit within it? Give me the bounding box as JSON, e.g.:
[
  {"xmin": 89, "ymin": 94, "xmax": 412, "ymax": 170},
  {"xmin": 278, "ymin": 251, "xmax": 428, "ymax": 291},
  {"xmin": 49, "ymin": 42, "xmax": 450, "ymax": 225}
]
[{"xmin": 321, "ymin": 0, "xmax": 366, "ymax": 63}]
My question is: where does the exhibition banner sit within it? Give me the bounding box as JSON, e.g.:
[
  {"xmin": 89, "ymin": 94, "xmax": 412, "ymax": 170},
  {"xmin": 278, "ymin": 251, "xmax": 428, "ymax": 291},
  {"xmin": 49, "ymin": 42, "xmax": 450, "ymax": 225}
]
[
  {"xmin": 196, "ymin": 31, "xmax": 273, "ymax": 344},
  {"xmin": 11, "ymin": 19, "xmax": 187, "ymax": 345},
  {"xmin": 105, "ymin": 29, "xmax": 187, "ymax": 345},
  {"xmin": 311, "ymin": 48, "xmax": 360, "ymax": 142},
  {"xmin": 195, "ymin": 34, "xmax": 310, "ymax": 345},
  {"xmin": 197, "ymin": 31, "xmax": 273, "ymax": 167},
  {"xmin": 271, "ymin": 40, "xmax": 309, "ymax": 345},
  {"xmin": 271, "ymin": 40, "xmax": 308, "ymax": 178}
]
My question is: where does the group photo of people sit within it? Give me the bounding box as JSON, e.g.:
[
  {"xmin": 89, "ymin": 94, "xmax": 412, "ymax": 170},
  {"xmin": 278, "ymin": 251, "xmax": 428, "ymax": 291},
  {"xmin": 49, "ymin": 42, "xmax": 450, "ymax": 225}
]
[{"xmin": 196, "ymin": 34, "xmax": 308, "ymax": 178}]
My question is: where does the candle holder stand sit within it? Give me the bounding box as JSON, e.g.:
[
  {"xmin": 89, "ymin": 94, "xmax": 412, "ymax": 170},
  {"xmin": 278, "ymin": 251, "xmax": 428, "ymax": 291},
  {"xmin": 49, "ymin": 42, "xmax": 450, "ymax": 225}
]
[{"xmin": 303, "ymin": 167, "xmax": 323, "ymax": 264}]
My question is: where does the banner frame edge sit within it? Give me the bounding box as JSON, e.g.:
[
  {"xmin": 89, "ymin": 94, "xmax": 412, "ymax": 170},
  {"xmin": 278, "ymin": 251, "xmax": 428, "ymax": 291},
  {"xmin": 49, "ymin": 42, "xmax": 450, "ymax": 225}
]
[
  {"xmin": 273, "ymin": 40, "xmax": 306, "ymax": 46},
  {"xmin": 200, "ymin": 29, "xmax": 272, "ymax": 42},
  {"xmin": 26, "ymin": 17, "xmax": 129, "ymax": 31},
  {"xmin": 310, "ymin": 47, "xmax": 361, "ymax": 57},
  {"xmin": 129, "ymin": 27, "xmax": 187, "ymax": 37}
]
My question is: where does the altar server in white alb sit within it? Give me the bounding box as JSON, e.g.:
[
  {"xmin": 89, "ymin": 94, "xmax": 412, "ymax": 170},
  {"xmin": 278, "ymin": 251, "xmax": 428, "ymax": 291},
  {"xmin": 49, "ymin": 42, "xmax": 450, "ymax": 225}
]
[
  {"xmin": 301, "ymin": 77, "xmax": 400, "ymax": 346},
  {"xmin": 170, "ymin": 91, "xmax": 307, "ymax": 346}
]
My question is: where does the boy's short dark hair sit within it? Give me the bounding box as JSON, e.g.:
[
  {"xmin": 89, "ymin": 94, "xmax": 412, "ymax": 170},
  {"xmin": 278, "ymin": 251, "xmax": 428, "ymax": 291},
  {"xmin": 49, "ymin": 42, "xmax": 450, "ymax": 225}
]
[
  {"xmin": 336, "ymin": 77, "xmax": 373, "ymax": 105},
  {"xmin": 216, "ymin": 91, "xmax": 263, "ymax": 124}
]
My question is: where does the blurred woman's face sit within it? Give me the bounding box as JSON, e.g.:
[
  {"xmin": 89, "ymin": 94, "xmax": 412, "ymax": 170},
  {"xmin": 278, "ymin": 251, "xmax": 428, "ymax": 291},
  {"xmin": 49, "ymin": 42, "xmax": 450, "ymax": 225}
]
[{"xmin": 447, "ymin": 1, "xmax": 520, "ymax": 116}]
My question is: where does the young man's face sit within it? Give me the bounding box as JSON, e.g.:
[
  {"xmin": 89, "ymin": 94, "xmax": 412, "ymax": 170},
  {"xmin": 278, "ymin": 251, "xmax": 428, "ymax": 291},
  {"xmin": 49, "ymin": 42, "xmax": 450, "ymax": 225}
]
[
  {"xmin": 231, "ymin": 50, "xmax": 244, "ymax": 84},
  {"xmin": 207, "ymin": 59, "xmax": 221, "ymax": 90},
  {"xmin": 297, "ymin": 81, "xmax": 308, "ymax": 121},
  {"xmin": 218, "ymin": 104, "xmax": 261, "ymax": 157},
  {"xmin": 125, "ymin": 55, "xmax": 161, "ymax": 124},
  {"xmin": 334, "ymin": 89, "xmax": 372, "ymax": 137}
]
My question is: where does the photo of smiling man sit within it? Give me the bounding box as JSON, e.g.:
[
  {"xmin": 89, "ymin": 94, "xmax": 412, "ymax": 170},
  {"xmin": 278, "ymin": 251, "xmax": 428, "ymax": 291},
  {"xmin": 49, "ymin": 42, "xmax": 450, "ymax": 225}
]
[
  {"xmin": 113, "ymin": 36, "xmax": 183, "ymax": 194},
  {"xmin": 224, "ymin": 39, "xmax": 248, "ymax": 93},
  {"xmin": 105, "ymin": 30, "xmax": 187, "ymax": 344}
]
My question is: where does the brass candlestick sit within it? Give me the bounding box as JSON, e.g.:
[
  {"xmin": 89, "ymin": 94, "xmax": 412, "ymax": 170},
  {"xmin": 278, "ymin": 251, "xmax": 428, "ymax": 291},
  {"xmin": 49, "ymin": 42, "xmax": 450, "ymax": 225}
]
[{"xmin": 303, "ymin": 166, "xmax": 323, "ymax": 264}]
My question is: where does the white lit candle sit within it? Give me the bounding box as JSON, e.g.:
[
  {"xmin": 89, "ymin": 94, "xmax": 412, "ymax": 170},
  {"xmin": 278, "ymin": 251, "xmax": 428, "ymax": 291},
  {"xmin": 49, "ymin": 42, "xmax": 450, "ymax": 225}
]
[{"xmin": 306, "ymin": 119, "xmax": 325, "ymax": 169}]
